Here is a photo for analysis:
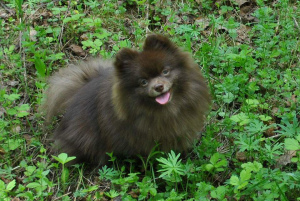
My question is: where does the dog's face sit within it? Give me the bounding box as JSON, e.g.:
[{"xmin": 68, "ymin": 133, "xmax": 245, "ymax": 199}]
[{"xmin": 114, "ymin": 35, "xmax": 187, "ymax": 106}]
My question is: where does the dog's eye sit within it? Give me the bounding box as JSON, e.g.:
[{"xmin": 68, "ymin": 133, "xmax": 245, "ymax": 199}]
[
  {"xmin": 162, "ymin": 69, "xmax": 170, "ymax": 75},
  {"xmin": 139, "ymin": 79, "xmax": 148, "ymax": 87}
]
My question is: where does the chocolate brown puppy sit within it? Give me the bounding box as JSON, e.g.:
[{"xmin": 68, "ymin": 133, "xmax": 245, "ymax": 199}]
[{"xmin": 42, "ymin": 35, "xmax": 211, "ymax": 165}]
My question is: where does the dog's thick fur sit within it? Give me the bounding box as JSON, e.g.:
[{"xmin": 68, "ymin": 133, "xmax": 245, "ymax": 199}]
[{"xmin": 41, "ymin": 35, "xmax": 211, "ymax": 165}]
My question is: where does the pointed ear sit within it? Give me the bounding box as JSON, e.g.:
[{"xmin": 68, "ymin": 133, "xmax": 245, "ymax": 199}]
[
  {"xmin": 143, "ymin": 34, "xmax": 177, "ymax": 52},
  {"xmin": 115, "ymin": 48, "xmax": 139, "ymax": 71}
]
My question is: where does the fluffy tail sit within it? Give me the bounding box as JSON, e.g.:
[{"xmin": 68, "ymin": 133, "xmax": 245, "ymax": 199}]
[{"xmin": 40, "ymin": 59, "xmax": 111, "ymax": 123}]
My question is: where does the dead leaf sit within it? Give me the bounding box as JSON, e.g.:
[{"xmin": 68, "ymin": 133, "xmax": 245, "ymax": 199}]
[
  {"xmin": 30, "ymin": 27, "xmax": 37, "ymax": 42},
  {"xmin": 271, "ymin": 107, "xmax": 279, "ymax": 116},
  {"xmin": 234, "ymin": 0, "xmax": 258, "ymax": 23},
  {"xmin": 113, "ymin": 196, "xmax": 122, "ymax": 201},
  {"xmin": 240, "ymin": 5, "xmax": 252, "ymax": 14},
  {"xmin": 217, "ymin": 139, "xmax": 230, "ymax": 153},
  {"xmin": 184, "ymin": 14, "xmax": 195, "ymax": 24},
  {"xmin": 0, "ymin": 107, "xmax": 5, "ymax": 116},
  {"xmin": 276, "ymin": 151, "xmax": 296, "ymax": 167},
  {"xmin": 234, "ymin": 0, "xmax": 251, "ymax": 7},
  {"xmin": 0, "ymin": 3, "xmax": 14, "ymax": 19},
  {"xmin": 249, "ymin": 77, "xmax": 256, "ymax": 82},
  {"xmin": 265, "ymin": 126, "xmax": 275, "ymax": 137},
  {"xmin": 236, "ymin": 151, "xmax": 247, "ymax": 161},
  {"xmin": 23, "ymin": 134, "xmax": 32, "ymax": 144},
  {"xmin": 41, "ymin": 11, "xmax": 52, "ymax": 18},
  {"xmin": 217, "ymin": 25, "xmax": 228, "ymax": 34},
  {"xmin": 202, "ymin": 30, "xmax": 211, "ymax": 37},
  {"xmin": 128, "ymin": 190, "xmax": 139, "ymax": 199},
  {"xmin": 69, "ymin": 44, "xmax": 86, "ymax": 57},
  {"xmin": 213, "ymin": 173, "xmax": 225, "ymax": 183},
  {"xmin": 1, "ymin": 177, "xmax": 10, "ymax": 185},
  {"xmin": 0, "ymin": 147, "xmax": 5, "ymax": 155},
  {"xmin": 12, "ymin": 126, "xmax": 21, "ymax": 134},
  {"xmin": 0, "ymin": 11, "xmax": 9, "ymax": 19},
  {"xmin": 80, "ymin": 34, "xmax": 89, "ymax": 41},
  {"xmin": 240, "ymin": 11, "xmax": 256, "ymax": 23},
  {"xmin": 286, "ymin": 94, "xmax": 297, "ymax": 107},
  {"xmin": 212, "ymin": 103, "xmax": 219, "ymax": 111},
  {"xmin": 195, "ymin": 17, "xmax": 210, "ymax": 30},
  {"xmin": 291, "ymin": 94, "xmax": 297, "ymax": 104},
  {"xmin": 7, "ymin": 80, "xmax": 19, "ymax": 87},
  {"xmin": 236, "ymin": 24, "xmax": 251, "ymax": 43}
]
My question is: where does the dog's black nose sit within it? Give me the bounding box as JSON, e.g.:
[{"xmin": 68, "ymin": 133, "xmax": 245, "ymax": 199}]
[{"xmin": 154, "ymin": 84, "xmax": 164, "ymax": 92}]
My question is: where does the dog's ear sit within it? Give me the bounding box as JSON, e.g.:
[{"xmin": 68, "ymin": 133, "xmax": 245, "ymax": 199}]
[
  {"xmin": 115, "ymin": 48, "xmax": 139, "ymax": 71},
  {"xmin": 143, "ymin": 35, "xmax": 178, "ymax": 52}
]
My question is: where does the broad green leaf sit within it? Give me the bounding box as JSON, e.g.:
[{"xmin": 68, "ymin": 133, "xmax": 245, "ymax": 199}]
[
  {"xmin": 296, "ymin": 135, "xmax": 300, "ymax": 142},
  {"xmin": 291, "ymin": 157, "xmax": 298, "ymax": 163},
  {"xmin": 42, "ymin": 170, "xmax": 50, "ymax": 176},
  {"xmin": 240, "ymin": 170, "xmax": 251, "ymax": 182},
  {"xmin": 0, "ymin": 119, "xmax": 8, "ymax": 128},
  {"xmin": 35, "ymin": 82, "xmax": 46, "ymax": 89},
  {"xmin": 6, "ymin": 139, "xmax": 23, "ymax": 151},
  {"xmin": 7, "ymin": 108, "xmax": 17, "ymax": 115},
  {"xmin": 205, "ymin": 164, "xmax": 214, "ymax": 171},
  {"xmin": 229, "ymin": 175, "xmax": 239, "ymax": 186},
  {"xmin": 285, "ymin": 138, "xmax": 300, "ymax": 150},
  {"xmin": 47, "ymin": 53, "xmax": 65, "ymax": 61},
  {"xmin": 245, "ymin": 99, "xmax": 259, "ymax": 107},
  {"xmin": 210, "ymin": 153, "xmax": 220, "ymax": 164},
  {"xmin": 215, "ymin": 159, "xmax": 228, "ymax": 168},
  {"xmin": 241, "ymin": 161, "xmax": 262, "ymax": 172},
  {"xmin": 17, "ymin": 111, "xmax": 30, "ymax": 117},
  {"xmin": 222, "ymin": 92, "xmax": 235, "ymax": 103},
  {"xmin": 4, "ymin": 94, "xmax": 20, "ymax": 101},
  {"xmin": 16, "ymin": 104, "xmax": 30, "ymax": 117},
  {"xmin": 52, "ymin": 153, "xmax": 76, "ymax": 164},
  {"xmin": 25, "ymin": 166, "xmax": 36, "ymax": 176},
  {"xmin": 34, "ymin": 56, "xmax": 46, "ymax": 77},
  {"xmin": 259, "ymin": 115, "xmax": 272, "ymax": 121},
  {"xmin": 17, "ymin": 104, "xmax": 30, "ymax": 111},
  {"xmin": 6, "ymin": 179, "xmax": 16, "ymax": 191},
  {"xmin": 211, "ymin": 186, "xmax": 227, "ymax": 199},
  {"xmin": 63, "ymin": 14, "xmax": 85, "ymax": 23},
  {"xmin": 0, "ymin": 180, "xmax": 5, "ymax": 189},
  {"xmin": 94, "ymin": 39, "xmax": 103, "ymax": 47},
  {"xmin": 149, "ymin": 188, "xmax": 157, "ymax": 196},
  {"xmin": 252, "ymin": 161, "xmax": 263, "ymax": 172},
  {"xmin": 64, "ymin": 156, "xmax": 76, "ymax": 164},
  {"xmin": 238, "ymin": 181, "xmax": 249, "ymax": 189},
  {"xmin": 230, "ymin": 113, "xmax": 250, "ymax": 125},
  {"xmin": 270, "ymin": 49, "xmax": 280, "ymax": 58},
  {"xmin": 82, "ymin": 40, "xmax": 94, "ymax": 47},
  {"xmin": 27, "ymin": 182, "xmax": 41, "ymax": 188}
]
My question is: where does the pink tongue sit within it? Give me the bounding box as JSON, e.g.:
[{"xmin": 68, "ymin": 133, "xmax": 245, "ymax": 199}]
[{"xmin": 155, "ymin": 92, "xmax": 170, "ymax": 105}]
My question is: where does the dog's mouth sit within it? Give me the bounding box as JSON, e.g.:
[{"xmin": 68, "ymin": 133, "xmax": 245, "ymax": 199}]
[{"xmin": 155, "ymin": 90, "xmax": 171, "ymax": 105}]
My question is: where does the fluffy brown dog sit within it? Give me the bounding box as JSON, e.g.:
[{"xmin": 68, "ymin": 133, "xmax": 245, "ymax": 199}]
[{"xmin": 42, "ymin": 35, "xmax": 211, "ymax": 165}]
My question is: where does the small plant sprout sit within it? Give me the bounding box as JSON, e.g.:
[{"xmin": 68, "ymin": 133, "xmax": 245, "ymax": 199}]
[{"xmin": 52, "ymin": 153, "xmax": 76, "ymax": 188}]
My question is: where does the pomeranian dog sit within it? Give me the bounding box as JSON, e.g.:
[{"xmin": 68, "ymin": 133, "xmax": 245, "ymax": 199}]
[{"xmin": 42, "ymin": 35, "xmax": 211, "ymax": 165}]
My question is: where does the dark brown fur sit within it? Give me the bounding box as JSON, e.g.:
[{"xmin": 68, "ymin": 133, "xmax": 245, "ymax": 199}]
[{"xmin": 41, "ymin": 35, "xmax": 211, "ymax": 165}]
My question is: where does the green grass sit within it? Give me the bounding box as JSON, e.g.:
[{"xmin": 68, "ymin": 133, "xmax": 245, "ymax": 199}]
[{"xmin": 0, "ymin": 0, "xmax": 299, "ymax": 200}]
